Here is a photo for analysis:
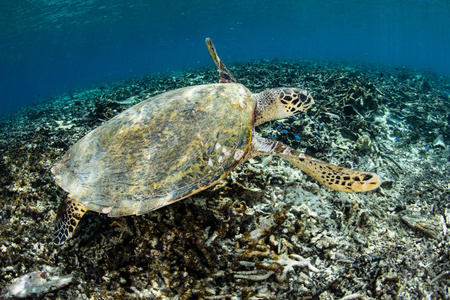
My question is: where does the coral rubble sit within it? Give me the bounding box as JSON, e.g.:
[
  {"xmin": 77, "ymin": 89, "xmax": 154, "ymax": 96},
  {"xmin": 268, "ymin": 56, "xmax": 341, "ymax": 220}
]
[{"xmin": 0, "ymin": 61, "xmax": 449, "ymax": 299}]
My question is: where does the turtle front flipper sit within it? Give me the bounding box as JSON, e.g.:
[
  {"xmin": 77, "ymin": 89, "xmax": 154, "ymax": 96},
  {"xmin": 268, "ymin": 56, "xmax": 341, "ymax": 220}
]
[
  {"xmin": 53, "ymin": 198, "xmax": 87, "ymax": 245},
  {"xmin": 291, "ymin": 155, "xmax": 381, "ymax": 192},
  {"xmin": 249, "ymin": 135, "xmax": 381, "ymax": 192},
  {"xmin": 205, "ymin": 38, "xmax": 237, "ymax": 83}
]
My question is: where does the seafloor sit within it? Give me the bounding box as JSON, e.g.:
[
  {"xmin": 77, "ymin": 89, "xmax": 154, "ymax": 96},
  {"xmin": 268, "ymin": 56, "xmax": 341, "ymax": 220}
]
[{"xmin": 0, "ymin": 60, "xmax": 449, "ymax": 299}]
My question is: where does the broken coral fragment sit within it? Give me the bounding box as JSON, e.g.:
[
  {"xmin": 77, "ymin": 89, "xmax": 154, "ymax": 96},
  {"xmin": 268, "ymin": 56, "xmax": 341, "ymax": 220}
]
[{"xmin": 3, "ymin": 266, "xmax": 72, "ymax": 298}]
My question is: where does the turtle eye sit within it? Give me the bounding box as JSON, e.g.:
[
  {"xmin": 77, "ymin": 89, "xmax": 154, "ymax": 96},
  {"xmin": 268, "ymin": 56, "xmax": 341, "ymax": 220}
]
[{"xmin": 297, "ymin": 90, "xmax": 314, "ymax": 111}]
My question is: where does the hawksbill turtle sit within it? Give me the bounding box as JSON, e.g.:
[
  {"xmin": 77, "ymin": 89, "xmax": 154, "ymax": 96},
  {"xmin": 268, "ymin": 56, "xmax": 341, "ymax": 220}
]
[{"xmin": 51, "ymin": 38, "xmax": 381, "ymax": 244}]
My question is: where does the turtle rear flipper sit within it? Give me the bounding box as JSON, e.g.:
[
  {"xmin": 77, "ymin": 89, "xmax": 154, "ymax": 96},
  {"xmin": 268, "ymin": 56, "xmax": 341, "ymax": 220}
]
[
  {"xmin": 249, "ymin": 135, "xmax": 381, "ymax": 192},
  {"xmin": 206, "ymin": 38, "xmax": 237, "ymax": 83},
  {"xmin": 53, "ymin": 198, "xmax": 87, "ymax": 245}
]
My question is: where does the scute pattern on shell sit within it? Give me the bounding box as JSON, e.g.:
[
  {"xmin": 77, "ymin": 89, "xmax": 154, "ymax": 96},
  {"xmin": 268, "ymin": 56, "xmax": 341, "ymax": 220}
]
[{"xmin": 52, "ymin": 83, "xmax": 255, "ymax": 216}]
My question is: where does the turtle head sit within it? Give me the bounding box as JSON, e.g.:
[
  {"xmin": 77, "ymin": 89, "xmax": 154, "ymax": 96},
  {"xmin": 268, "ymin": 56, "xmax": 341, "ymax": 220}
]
[
  {"xmin": 276, "ymin": 88, "xmax": 314, "ymax": 114},
  {"xmin": 254, "ymin": 88, "xmax": 314, "ymax": 126}
]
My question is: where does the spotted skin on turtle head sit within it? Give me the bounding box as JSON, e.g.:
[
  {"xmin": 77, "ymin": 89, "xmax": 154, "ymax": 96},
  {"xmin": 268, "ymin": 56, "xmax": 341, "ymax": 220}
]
[
  {"xmin": 278, "ymin": 88, "xmax": 314, "ymax": 113},
  {"xmin": 53, "ymin": 198, "xmax": 87, "ymax": 245},
  {"xmin": 253, "ymin": 88, "xmax": 314, "ymax": 126}
]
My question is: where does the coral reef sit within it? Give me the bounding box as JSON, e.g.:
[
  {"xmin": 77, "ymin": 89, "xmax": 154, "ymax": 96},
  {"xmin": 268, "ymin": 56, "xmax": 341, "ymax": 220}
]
[{"xmin": 0, "ymin": 61, "xmax": 449, "ymax": 299}]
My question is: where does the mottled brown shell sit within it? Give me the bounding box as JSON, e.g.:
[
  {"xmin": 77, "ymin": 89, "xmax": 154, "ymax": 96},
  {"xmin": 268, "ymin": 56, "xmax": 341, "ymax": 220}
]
[{"xmin": 52, "ymin": 83, "xmax": 255, "ymax": 216}]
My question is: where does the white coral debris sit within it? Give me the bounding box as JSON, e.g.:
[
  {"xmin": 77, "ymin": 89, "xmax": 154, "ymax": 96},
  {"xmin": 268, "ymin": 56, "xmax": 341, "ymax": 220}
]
[{"xmin": 3, "ymin": 266, "xmax": 72, "ymax": 298}]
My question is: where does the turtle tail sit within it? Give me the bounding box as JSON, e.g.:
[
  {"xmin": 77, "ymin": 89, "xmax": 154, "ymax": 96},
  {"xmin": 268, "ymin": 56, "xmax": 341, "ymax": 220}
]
[
  {"xmin": 53, "ymin": 197, "xmax": 87, "ymax": 245},
  {"xmin": 205, "ymin": 38, "xmax": 237, "ymax": 83}
]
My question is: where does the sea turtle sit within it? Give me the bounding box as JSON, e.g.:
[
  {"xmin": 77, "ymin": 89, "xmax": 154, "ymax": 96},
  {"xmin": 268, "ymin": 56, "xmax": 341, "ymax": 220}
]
[{"xmin": 51, "ymin": 38, "xmax": 381, "ymax": 245}]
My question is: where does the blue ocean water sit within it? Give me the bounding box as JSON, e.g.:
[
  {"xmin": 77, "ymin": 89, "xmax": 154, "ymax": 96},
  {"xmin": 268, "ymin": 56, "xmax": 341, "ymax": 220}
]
[{"xmin": 0, "ymin": 0, "xmax": 449, "ymax": 115}]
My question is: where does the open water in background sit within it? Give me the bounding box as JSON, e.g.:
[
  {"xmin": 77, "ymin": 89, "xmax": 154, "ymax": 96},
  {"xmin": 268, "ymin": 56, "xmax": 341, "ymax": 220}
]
[{"xmin": 0, "ymin": 0, "xmax": 449, "ymax": 115}]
